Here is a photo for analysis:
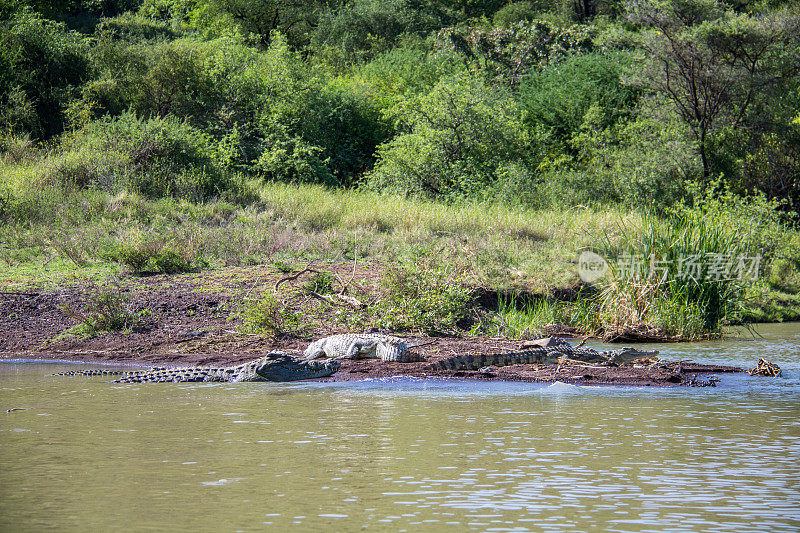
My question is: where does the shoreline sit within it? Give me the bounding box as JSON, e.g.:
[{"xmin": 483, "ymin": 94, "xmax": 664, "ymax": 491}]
[
  {"xmin": 0, "ymin": 267, "xmax": 757, "ymax": 387},
  {"xmin": 4, "ymin": 349, "xmax": 744, "ymax": 387}
]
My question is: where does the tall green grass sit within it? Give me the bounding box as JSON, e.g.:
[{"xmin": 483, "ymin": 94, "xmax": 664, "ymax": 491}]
[
  {"xmin": 494, "ymin": 294, "xmax": 600, "ymax": 339},
  {"xmin": 599, "ymin": 211, "xmax": 752, "ymax": 339}
]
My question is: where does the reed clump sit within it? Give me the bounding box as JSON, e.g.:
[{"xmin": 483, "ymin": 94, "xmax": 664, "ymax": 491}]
[{"xmin": 598, "ymin": 210, "xmax": 753, "ymax": 340}]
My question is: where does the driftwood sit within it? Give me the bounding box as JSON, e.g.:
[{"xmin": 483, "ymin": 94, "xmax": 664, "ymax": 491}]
[
  {"xmin": 273, "ymin": 262, "xmax": 366, "ymax": 310},
  {"xmin": 603, "ymin": 326, "xmax": 687, "ymax": 343},
  {"xmin": 748, "ymin": 358, "xmax": 782, "ymax": 377}
]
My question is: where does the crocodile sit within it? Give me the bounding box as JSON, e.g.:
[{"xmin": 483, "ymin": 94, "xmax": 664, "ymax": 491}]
[
  {"xmin": 303, "ymin": 334, "xmax": 425, "ymax": 362},
  {"xmin": 426, "ymin": 337, "xmax": 658, "ymax": 371},
  {"xmin": 54, "ymin": 352, "xmax": 340, "ymax": 383}
]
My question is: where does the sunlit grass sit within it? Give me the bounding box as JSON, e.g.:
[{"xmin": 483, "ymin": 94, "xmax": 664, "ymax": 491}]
[
  {"xmin": 1, "ymin": 176, "xmax": 645, "ymax": 293},
  {"xmin": 1, "ymin": 172, "xmax": 793, "ymax": 339}
]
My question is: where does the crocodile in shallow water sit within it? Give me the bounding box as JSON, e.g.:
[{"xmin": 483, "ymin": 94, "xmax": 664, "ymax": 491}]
[
  {"xmin": 426, "ymin": 337, "xmax": 657, "ymax": 371},
  {"xmin": 54, "ymin": 352, "xmax": 340, "ymax": 383}
]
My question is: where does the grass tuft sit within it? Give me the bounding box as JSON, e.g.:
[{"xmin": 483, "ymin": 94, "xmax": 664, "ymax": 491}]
[{"xmin": 58, "ymin": 283, "xmax": 145, "ymax": 338}]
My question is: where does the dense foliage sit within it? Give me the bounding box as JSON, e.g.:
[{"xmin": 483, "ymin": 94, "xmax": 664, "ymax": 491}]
[{"xmin": 2, "ymin": 0, "xmax": 797, "ymax": 213}]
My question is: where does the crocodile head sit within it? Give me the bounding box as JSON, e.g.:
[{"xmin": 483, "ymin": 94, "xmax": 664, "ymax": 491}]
[{"xmin": 253, "ymin": 352, "xmax": 341, "ymax": 382}]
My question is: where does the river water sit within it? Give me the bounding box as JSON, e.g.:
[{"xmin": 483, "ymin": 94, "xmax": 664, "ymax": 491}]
[{"xmin": 2, "ymin": 323, "xmax": 799, "ymax": 532}]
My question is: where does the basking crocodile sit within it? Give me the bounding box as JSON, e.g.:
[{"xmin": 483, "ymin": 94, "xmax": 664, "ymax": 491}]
[
  {"xmin": 426, "ymin": 337, "xmax": 658, "ymax": 371},
  {"xmin": 54, "ymin": 352, "xmax": 340, "ymax": 383},
  {"xmin": 304, "ymin": 334, "xmax": 425, "ymax": 362}
]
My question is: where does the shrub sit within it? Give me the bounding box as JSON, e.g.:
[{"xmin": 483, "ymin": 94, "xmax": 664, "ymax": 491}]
[
  {"xmin": 255, "ymin": 74, "xmax": 392, "ymax": 186},
  {"xmin": 493, "ymin": 2, "xmax": 549, "ymax": 27},
  {"xmin": 375, "ymin": 259, "xmax": 472, "ymax": 334},
  {"xmin": 38, "ymin": 112, "xmax": 232, "ymax": 201},
  {"xmin": 239, "ymin": 292, "xmax": 300, "ymax": 337},
  {"xmin": 59, "ymin": 283, "xmax": 144, "ymax": 337},
  {"xmin": 536, "ymin": 96, "xmax": 697, "ymax": 208},
  {"xmin": 0, "ymin": 10, "xmax": 91, "ymax": 139},
  {"xmin": 86, "ymin": 34, "xmax": 265, "ymax": 154},
  {"xmin": 353, "ymin": 46, "xmax": 459, "ymax": 116},
  {"xmin": 672, "ymin": 179, "xmax": 790, "ymax": 261},
  {"xmin": 571, "ymin": 100, "xmax": 695, "ymax": 207},
  {"xmin": 434, "ymin": 19, "xmax": 593, "ymax": 85},
  {"xmin": 115, "ymin": 237, "xmax": 195, "ymax": 274},
  {"xmin": 311, "ymin": 0, "xmax": 414, "ymax": 63},
  {"xmin": 93, "ymin": 12, "xmax": 179, "ymax": 42},
  {"xmin": 364, "ymin": 72, "xmax": 530, "ymax": 201},
  {"xmin": 520, "ymin": 51, "xmax": 639, "ymax": 144},
  {"xmin": 301, "ymin": 271, "xmax": 335, "ymax": 295}
]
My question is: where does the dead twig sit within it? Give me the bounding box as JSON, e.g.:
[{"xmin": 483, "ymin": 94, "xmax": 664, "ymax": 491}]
[{"xmin": 274, "ymin": 266, "xmax": 322, "ymax": 292}]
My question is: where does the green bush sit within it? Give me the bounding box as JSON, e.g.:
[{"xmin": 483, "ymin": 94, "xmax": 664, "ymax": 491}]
[
  {"xmin": 573, "ymin": 101, "xmax": 696, "ymax": 206},
  {"xmin": 493, "ymin": 2, "xmax": 549, "ymax": 27},
  {"xmin": 59, "ymin": 283, "xmax": 143, "ymax": 338},
  {"xmin": 239, "ymin": 292, "xmax": 300, "ymax": 337},
  {"xmin": 434, "ymin": 19, "xmax": 593, "ymax": 85},
  {"xmin": 311, "ymin": 0, "xmax": 414, "ymax": 63},
  {"xmin": 535, "ymin": 96, "xmax": 698, "ymax": 208},
  {"xmin": 85, "ymin": 32, "xmax": 391, "ymax": 186},
  {"xmin": 520, "ymin": 51, "xmax": 639, "ymax": 145},
  {"xmin": 115, "ymin": 237, "xmax": 195, "ymax": 274},
  {"xmin": 93, "ymin": 11, "xmax": 179, "ymax": 42},
  {"xmin": 365, "ymin": 72, "xmax": 530, "ymax": 200},
  {"xmin": 350, "ymin": 45, "xmax": 461, "ymax": 123},
  {"xmin": 301, "ymin": 271, "xmax": 335, "ymax": 295},
  {"xmin": 253, "ymin": 36, "xmax": 392, "ymax": 186},
  {"xmin": 255, "ymin": 84, "xmax": 390, "ymax": 186},
  {"xmin": 0, "ymin": 9, "xmax": 91, "ymax": 138},
  {"xmin": 39, "ymin": 112, "xmax": 232, "ymax": 201},
  {"xmin": 376, "ymin": 260, "xmax": 472, "ymax": 334}
]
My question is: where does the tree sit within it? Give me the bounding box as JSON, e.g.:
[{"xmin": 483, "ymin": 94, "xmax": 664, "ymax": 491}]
[
  {"xmin": 365, "ymin": 73, "xmax": 530, "ymax": 199},
  {"xmin": 434, "ymin": 19, "xmax": 593, "ymax": 86},
  {"xmin": 206, "ymin": 0, "xmax": 339, "ymax": 48},
  {"xmin": 626, "ymin": 0, "xmax": 800, "ymax": 181},
  {"xmin": 0, "ymin": 10, "xmax": 91, "ymax": 138}
]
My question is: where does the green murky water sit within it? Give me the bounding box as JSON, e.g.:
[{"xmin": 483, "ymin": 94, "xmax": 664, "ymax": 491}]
[{"xmin": 2, "ymin": 323, "xmax": 799, "ymax": 531}]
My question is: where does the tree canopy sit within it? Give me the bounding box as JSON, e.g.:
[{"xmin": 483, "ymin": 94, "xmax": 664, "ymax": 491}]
[{"xmin": 2, "ymin": 0, "xmax": 799, "ymax": 210}]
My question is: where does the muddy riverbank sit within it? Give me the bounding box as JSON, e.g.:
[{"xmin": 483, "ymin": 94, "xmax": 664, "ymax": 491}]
[{"xmin": 0, "ymin": 266, "xmax": 745, "ymax": 386}]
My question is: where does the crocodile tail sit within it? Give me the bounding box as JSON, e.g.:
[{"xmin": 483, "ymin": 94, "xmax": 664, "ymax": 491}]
[
  {"xmin": 383, "ymin": 351, "xmax": 426, "ymax": 363},
  {"xmin": 376, "ymin": 341, "xmax": 407, "ymax": 362},
  {"xmin": 425, "ymin": 349, "xmax": 558, "ymax": 372},
  {"xmin": 377, "ymin": 341, "xmax": 427, "ymax": 362},
  {"xmin": 402, "ymin": 352, "xmax": 427, "ymax": 363},
  {"xmin": 113, "ymin": 367, "xmax": 220, "ymax": 383},
  {"xmin": 52, "ymin": 369, "xmax": 131, "ymax": 377},
  {"xmin": 426, "ymin": 354, "xmax": 487, "ymax": 371}
]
